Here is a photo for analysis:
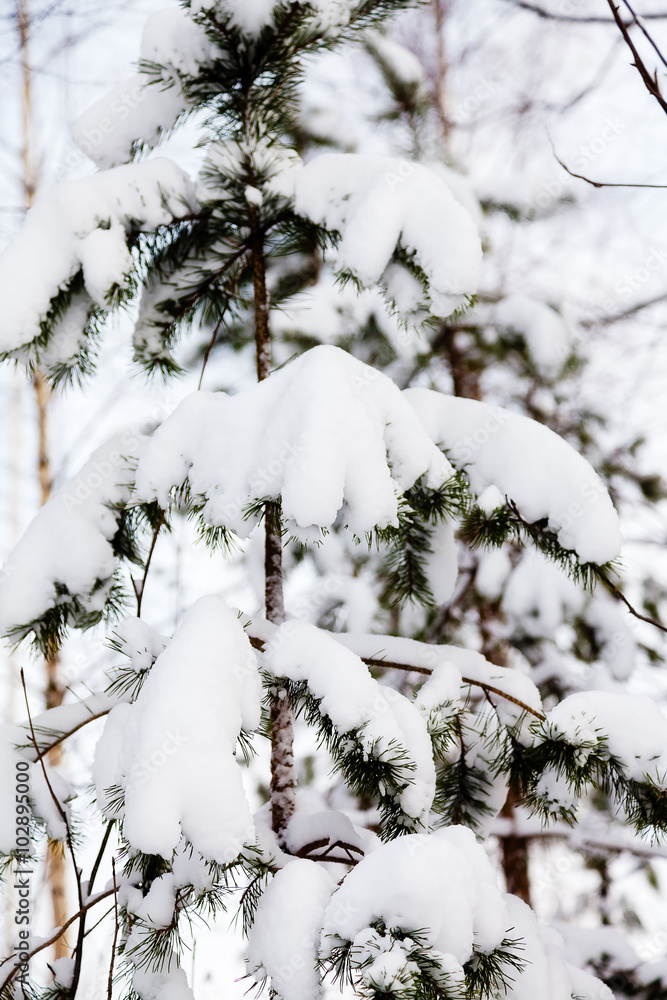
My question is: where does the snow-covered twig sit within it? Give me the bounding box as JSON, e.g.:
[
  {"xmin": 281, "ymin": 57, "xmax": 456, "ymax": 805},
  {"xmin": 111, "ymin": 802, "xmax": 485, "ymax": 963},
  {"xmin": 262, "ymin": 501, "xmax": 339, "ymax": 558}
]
[{"xmin": 246, "ymin": 634, "xmax": 546, "ymax": 721}]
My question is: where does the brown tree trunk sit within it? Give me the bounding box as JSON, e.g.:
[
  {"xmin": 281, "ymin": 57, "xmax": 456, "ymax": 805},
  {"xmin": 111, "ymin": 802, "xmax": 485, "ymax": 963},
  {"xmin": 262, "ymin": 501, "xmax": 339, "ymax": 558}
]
[
  {"xmin": 440, "ymin": 320, "xmax": 532, "ymax": 904},
  {"xmin": 249, "ymin": 208, "xmax": 296, "ymax": 841},
  {"xmin": 500, "ymin": 787, "xmax": 532, "ymax": 905}
]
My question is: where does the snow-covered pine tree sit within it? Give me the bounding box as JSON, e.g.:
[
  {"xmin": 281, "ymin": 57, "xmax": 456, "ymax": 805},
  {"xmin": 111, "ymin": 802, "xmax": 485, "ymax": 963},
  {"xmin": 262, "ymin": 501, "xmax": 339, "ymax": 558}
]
[
  {"xmin": 267, "ymin": 10, "xmax": 667, "ymax": 992},
  {"xmin": 1, "ymin": 2, "xmax": 666, "ymax": 999}
]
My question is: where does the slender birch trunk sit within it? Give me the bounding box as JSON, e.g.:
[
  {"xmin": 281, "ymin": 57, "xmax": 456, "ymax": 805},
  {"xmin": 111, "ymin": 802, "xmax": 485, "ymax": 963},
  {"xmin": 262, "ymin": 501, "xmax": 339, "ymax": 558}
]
[
  {"xmin": 16, "ymin": 0, "xmax": 70, "ymax": 958},
  {"xmin": 249, "ymin": 207, "xmax": 296, "ymax": 841}
]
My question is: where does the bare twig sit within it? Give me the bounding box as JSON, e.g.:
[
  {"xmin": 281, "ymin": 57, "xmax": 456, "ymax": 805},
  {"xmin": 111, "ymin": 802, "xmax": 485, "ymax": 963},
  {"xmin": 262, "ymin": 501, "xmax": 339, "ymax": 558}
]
[
  {"xmin": 294, "ymin": 837, "xmax": 364, "ymax": 866},
  {"xmin": 601, "ymin": 575, "xmax": 667, "ymax": 634},
  {"xmin": 107, "ymin": 857, "xmax": 119, "ymax": 1000},
  {"xmin": 198, "ymin": 316, "xmax": 225, "ymax": 390},
  {"xmin": 620, "ymin": 0, "xmax": 667, "ymax": 71},
  {"xmin": 582, "ymin": 290, "xmax": 667, "ymax": 326},
  {"xmin": 31, "ymin": 709, "xmax": 115, "ymax": 763},
  {"xmin": 87, "ymin": 821, "xmax": 114, "ymax": 896},
  {"xmin": 552, "ymin": 145, "xmax": 667, "ymax": 189},
  {"xmin": 20, "ymin": 670, "xmax": 73, "ymax": 842},
  {"xmin": 503, "ymin": 0, "xmax": 667, "ymax": 23},
  {"xmin": 133, "ymin": 515, "xmax": 163, "ymax": 618},
  {"xmin": 0, "ymin": 888, "xmax": 117, "ymax": 993},
  {"xmin": 606, "ymin": 0, "xmax": 667, "ymax": 116}
]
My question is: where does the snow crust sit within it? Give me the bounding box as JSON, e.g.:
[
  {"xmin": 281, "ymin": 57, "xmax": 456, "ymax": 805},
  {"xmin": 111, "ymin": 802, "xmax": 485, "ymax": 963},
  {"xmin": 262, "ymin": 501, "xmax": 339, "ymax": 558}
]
[
  {"xmin": 0, "ymin": 433, "xmax": 144, "ymax": 638},
  {"xmin": 405, "ymin": 388, "xmax": 622, "ymax": 564},
  {"xmin": 263, "ymin": 621, "xmax": 436, "ymax": 822},
  {"xmin": 136, "ymin": 345, "xmax": 453, "ymax": 538},
  {"xmin": 247, "ymin": 859, "xmax": 336, "ymax": 1000},
  {"xmin": 99, "ymin": 596, "xmax": 261, "ymax": 862},
  {"xmin": 0, "ymin": 160, "xmax": 196, "ymax": 354},
  {"xmin": 273, "ymin": 154, "xmax": 482, "ymax": 317}
]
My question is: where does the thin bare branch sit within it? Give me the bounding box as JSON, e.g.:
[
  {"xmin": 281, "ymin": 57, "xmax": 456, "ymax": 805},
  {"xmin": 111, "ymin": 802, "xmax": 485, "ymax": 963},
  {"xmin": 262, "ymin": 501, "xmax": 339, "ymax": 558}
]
[
  {"xmin": 620, "ymin": 0, "xmax": 667, "ymax": 71},
  {"xmin": 503, "ymin": 0, "xmax": 667, "ymax": 23},
  {"xmin": 552, "ymin": 145, "xmax": 667, "ymax": 188},
  {"xmin": 582, "ymin": 290, "xmax": 667, "ymax": 326},
  {"xmin": 606, "ymin": 0, "xmax": 667, "ymax": 116},
  {"xmin": 107, "ymin": 857, "xmax": 119, "ymax": 1000},
  {"xmin": 601, "ymin": 575, "xmax": 667, "ymax": 634},
  {"xmin": 134, "ymin": 515, "xmax": 163, "ymax": 618}
]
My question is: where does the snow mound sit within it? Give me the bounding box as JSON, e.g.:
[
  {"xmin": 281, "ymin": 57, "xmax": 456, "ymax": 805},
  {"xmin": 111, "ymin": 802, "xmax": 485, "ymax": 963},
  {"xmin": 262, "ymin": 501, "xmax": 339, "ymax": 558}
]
[
  {"xmin": 503, "ymin": 896, "xmax": 613, "ymax": 1000},
  {"xmin": 132, "ymin": 966, "xmax": 195, "ymax": 1000},
  {"xmin": 100, "ymin": 596, "xmax": 261, "ymax": 863},
  {"xmin": 405, "ymin": 388, "xmax": 622, "ymax": 564},
  {"xmin": 0, "ymin": 160, "xmax": 196, "ymax": 355},
  {"xmin": 135, "ymin": 345, "xmax": 453, "ymax": 539},
  {"xmin": 321, "ymin": 826, "xmax": 507, "ymax": 965},
  {"xmin": 247, "ymin": 859, "xmax": 336, "ymax": 1000},
  {"xmin": 273, "ymin": 153, "xmax": 482, "ymax": 318}
]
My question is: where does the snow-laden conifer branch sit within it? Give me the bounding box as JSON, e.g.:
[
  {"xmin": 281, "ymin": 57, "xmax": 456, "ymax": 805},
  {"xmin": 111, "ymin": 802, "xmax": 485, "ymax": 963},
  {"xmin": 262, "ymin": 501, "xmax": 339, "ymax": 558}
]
[
  {"xmin": 245, "ymin": 631, "xmax": 546, "ymax": 721},
  {"xmin": 0, "ymin": 161, "xmax": 197, "ymax": 377}
]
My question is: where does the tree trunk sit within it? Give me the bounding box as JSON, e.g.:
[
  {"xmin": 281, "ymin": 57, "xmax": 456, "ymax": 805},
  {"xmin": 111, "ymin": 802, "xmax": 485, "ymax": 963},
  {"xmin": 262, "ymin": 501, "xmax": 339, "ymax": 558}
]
[
  {"xmin": 500, "ymin": 787, "xmax": 532, "ymax": 906},
  {"xmin": 250, "ymin": 209, "xmax": 296, "ymax": 841},
  {"xmin": 440, "ymin": 320, "xmax": 532, "ymax": 904}
]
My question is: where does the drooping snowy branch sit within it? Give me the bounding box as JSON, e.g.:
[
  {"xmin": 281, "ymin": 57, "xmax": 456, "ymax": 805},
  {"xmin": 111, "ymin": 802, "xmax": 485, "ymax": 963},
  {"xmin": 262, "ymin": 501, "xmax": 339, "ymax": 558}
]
[
  {"xmin": 135, "ymin": 345, "xmax": 454, "ymax": 540},
  {"xmin": 0, "ymin": 433, "xmax": 146, "ymax": 654},
  {"xmin": 72, "ymin": 8, "xmax": 219, "ymax": 169},
  {"xmin": 273, "ymin": 153, "xmax": 482, "ymax": 319},
  {"xmin": 405, "ymin": 388, "xmax": 622, "ymax": 565},
  {"xmin": 0, "ymin": 159, "xmax": 197, "ymax": 370},
  {"xmin": 246, "ymin": 858, "xmax": 336, "ymax": 1000},
  {"xmin": 263, "ymin": 621, "xmax": 437, "ymax": 831}
]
